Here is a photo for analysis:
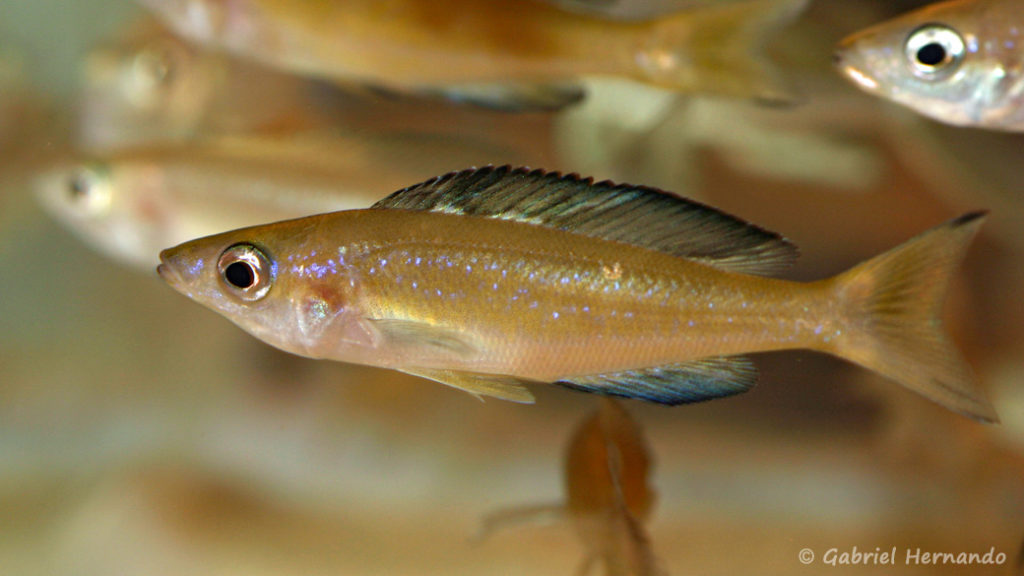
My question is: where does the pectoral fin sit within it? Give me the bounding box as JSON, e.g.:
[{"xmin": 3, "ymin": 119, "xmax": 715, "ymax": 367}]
[
  {"xmin": 400, "ymin": 368, "xmax": 537, "ymax": 404},
  {"xmin": 368, "ymin": 318, "xmax": 479, "ymax": 359},
  {"xmin": 556, "ymin": 356, "xmax": 757, "ymax": 405},
  {"xmin": 472, "ymin": 503, "xmax": 565, "ymax": 544}
]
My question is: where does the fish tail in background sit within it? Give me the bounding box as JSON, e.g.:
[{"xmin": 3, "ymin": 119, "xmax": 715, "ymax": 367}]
[
  {"xmin": 647, "ymin": 0, "xmax": 807, "ymax": 103},
  {"xmin": 828, "ymin": 212, "xmax": 997, "ymax": 423}
]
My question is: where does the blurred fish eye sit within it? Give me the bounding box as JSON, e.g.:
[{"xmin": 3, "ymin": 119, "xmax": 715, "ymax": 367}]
[
  {"xmin": 67, "ymin": 164, "xmax": 112, "ymax": 215},
  {"xmin": 217, "ymin": 243, "xmax": 273, "ymax": 301},
  {"xmin": 132, "ymin": 45, "xmax": 176, "ymax": 88},
  {"xmin": 904, "ymin": 24, "xmax": 965, "ymax": 79}
]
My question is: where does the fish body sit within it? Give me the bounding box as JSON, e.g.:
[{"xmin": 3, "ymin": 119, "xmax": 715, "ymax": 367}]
[
  {"xmin": 158, "ymin": 166, "xmax": 996, "ymax": 421},
  {"xmin": 80, "ymin": 17, "xmax": 353, "ymax": 148},
  {"xmin": 835, "ymin": 0, "xmax": 1024, "ymax": 130},
  {"xmin": 36, "ymin": 135, "xmax": 522, "ymax": 269},
  {"xmin": 138, "ymin": 0, "xmax": 807, "ymax": 107},
  {"xmin": 547, "ymin": 0, "xmax": 755, "ymax": 21}
]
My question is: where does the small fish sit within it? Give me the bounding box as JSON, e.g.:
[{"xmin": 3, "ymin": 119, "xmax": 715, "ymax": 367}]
[
  {"xmin": 834, "ymin": 0, "xmax": 1024, "ymax": 131},
  {"xmin": 478, "ymin": 398, "xmax": 663, "ymax": 576},
  {"xmin": 79, "ymin": 17, "xmax": 349, "ymax": 148},
  {"xmin": 35, "ymin": 136, "xmax": 524, "ymax": 269},
  {"xmin": 138, "ymin": 0, "xmax": 807, "ymax": 109},
  {"xmin": 157, "ymin": 166, "xmax": 997, "ymax": 421},
  {"xmin": 546, "ymin": 0, "xmax": 755, "ymax": 21}
]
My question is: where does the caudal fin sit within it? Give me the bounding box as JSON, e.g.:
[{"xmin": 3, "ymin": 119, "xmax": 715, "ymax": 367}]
[
  {"xmin": 648, "ymin": 0, "xmax": 809, "ymax": 102},
  {"xmin": 830, "ymin": 212, "xmax": 997, "ymax": 423}
]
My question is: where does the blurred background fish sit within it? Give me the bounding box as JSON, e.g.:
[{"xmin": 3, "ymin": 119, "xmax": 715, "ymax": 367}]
[
  {"xmin": 480, "ymin": 398, "xmax": 664, "ymax": 576},
  {"xmin": 32, "ymin": 131, "xmax": 547, "ymax": 269},
  {"xmin": 545, "ymin": 0, "xmax": 758, "ymax": 21},
  {"xmin": 835, "ymin": 0, "xmax": 1024, "ymax": 131},
  {"xmin": 137, "ymin": 0, "xmax": 808, "ymax": 109}
]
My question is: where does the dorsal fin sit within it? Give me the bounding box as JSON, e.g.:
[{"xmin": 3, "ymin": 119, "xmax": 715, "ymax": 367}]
[{"xmin": 372, "ymin": 166, "xmax": 798, "ymax": 276}]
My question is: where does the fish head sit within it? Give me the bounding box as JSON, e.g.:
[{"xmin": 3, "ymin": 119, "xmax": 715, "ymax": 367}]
[
  {"xmin": 33, "ymin": 157, "xmax": 173, "ymax": 269},
  {"xmin": 157, "ymin": 216, "xmax": 363, "ymax": 358},
  {"xmin": 82, "ymin": 25, "xmax": 218, "ymax": 146},
  {"xmin": 834, "ymin": 0, "xmax": 1024, "ymax": 128}
]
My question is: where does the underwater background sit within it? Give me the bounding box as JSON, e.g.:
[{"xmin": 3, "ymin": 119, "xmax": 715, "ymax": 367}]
[{"xmin": 1, "ymin": 1, "xmax": 1022, "ymax": 574}]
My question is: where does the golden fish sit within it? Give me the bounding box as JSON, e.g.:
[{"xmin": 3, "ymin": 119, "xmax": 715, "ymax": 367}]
[
  {"xmin": 478, "ymin": 398, "xmax": 662, "ymax": 576},
  {"xmin": 565, "ymin": 398, "xmax": 662, "ymax": 576},
  {"xmin": 548, "ymin": 0, "xmax": 756, "ymax": 21},
  {"xmin": 138, "ymin": 0, "xmax": 807, "ymax": 108},
  {"xmin": 835, "ymin": 0, "xmax": 1024, "ymax": 131},
  {"xmin": 80, "ymin": 17, "xmax": 351, "ymax": 148},
  {"xmin": 35, "ymin": 135, "xmax": 528, "ymax": 269},
  {"xmin": 157, "ymin": 166, "xmax": 996, "ymax": 421}
]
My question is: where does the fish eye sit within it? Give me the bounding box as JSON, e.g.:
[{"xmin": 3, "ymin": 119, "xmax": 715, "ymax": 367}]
[
  {"xmin": 217, "ymin": 243, "xmax": 274, "ymax": 301},
  {"xmin": 904, "ymin": 24, "xmax": 965, "ymax": 79},
  {"xmin": 67, "ymin": 164, "xmax": 112, "ymax": 215}
]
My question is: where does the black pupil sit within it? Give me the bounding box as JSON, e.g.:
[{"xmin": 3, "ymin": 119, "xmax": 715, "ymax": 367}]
[
  {"xmin": 69, "ymin": 175, "xmax": 89, "ymax": 199},
  {"xmin": 917, "ymin": 42, "xmax": 947, "ymax": 66},
  {"xmin": 225, "ymin": 261, "xmax": 256, "ymax": 289}
]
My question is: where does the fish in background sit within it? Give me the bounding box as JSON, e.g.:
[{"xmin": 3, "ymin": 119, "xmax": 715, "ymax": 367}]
[
  {"xmin": 157, "ymin": 166, "xmax": 996, "ymax": 421},
  {"xmin": 34, "ymin": 134, "xmax": 533, "ymax": 269},
  {"xmin": 79, "ymin": 16, "xmax": 561, "ymax": 161},
  {"xmin": 835, "ymin": 0, "xmax": 1024, "ymax": 131},
  {"xmin": 478, "ymin": 398, "xmax": 664, "ymax": 576},
  {"xmin": 545, "ymin": 0, "xmax": 754, "ymax": 21},
  {"xmin": 137, "ymin": 0, "xmax": 808, "ymax": 109},
  {"xmin": 79, "ymin": 17, "xmax": 355, "ymax": 148}
]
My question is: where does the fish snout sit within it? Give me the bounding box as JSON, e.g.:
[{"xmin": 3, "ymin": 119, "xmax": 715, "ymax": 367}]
[
  {"xmin": 156, "ymin": 246, "xmax": 197, "ymax": 293},
  {"xmin": 832, "ymin": 33, "xmax": 882, "ymax": 93}
]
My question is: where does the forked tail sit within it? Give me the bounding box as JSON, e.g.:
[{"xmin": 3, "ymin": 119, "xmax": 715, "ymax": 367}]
[
  {"xmin": 649, "ymin": 0, "xmax": 809, "ymax": 102},
  {"xmin": 829, "ymin": 212, "xmax": 997, "ymax": 423}
]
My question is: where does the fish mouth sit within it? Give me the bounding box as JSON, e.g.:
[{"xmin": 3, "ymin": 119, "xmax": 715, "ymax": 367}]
[
  {"xmin": 156, "ymin": 249, "xmax": 187, "ymax": 291},
  {"xmin": 833, "ymin": 32, "xmax": 882, "ymax": 94}
]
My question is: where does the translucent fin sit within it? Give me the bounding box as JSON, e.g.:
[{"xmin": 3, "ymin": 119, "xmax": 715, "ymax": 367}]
[
  {"xmin": 649, "ymin": 0, "xmax": 808, "ymax": 103},
  {"xmin": 602, "ymin": 509, "xmax": 665, "ymax": 576},
  {"xmin": 432, "ymin": 82, "xmax": 585, "ymax": 111},
  {"xmin": 368, "ymin": 318, "xmax": 479, "ymax": 358},
  {"xmin": 373, "ymin": 166, "xmax": 797, "ymax": 276},
  {"xmin": 556, "ymin": 356, "xmax": 757, "ymax": 405},
  {"xmin": 472, "ymin": 503, "xmax": 565, "ymax": 544},
  {"xmin": 399, "ymin": 368, "xmax": 536, "ymax": 404},
  {"xmin": 830, "ymin": 212, "xmax": 998, "ymax": 423}
]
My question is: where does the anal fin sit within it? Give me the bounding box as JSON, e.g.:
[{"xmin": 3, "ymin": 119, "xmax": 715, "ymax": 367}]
[
  {"xmin": 556, "ymin": 356, "xmax": 757, "ymax": 405},
  {"xmin": 400, "ymin": 368, "xmax": 537, "ymax": 404},
  {"xmin": 431, "ymin": 82, "xmax": 585, "ymax": 111}
]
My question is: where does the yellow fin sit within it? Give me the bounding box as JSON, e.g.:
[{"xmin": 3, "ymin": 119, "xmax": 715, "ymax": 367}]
[
  {"xmin": 648, "ymin": 0, "xmax": 809, "ymax": 102},
  {"xmin": 829, "ymin": 212, "xmax": 998, "ymax": 423},
  {"xmin": 400, "ymin": 368, "xmax": 537, "ymax": 404},
  {"xmin": 368, "ymin": 318, "xmax": 478, "ymax": 358}
]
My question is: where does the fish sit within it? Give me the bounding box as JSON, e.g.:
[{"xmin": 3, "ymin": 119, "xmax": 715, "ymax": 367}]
[
  {"xmin": 79, "ymin": 17, "xmax": 350, "ymax": 148},
  {"xmin": 834, "ymin": 0, "xmax": 1024, "ymax": 131},
  {"xmin": 545, "ymin": 0, "xmax": 755, "ymax": 21},
  {"xmin": 137, "ymin": 0, "xmax": 808, "ymax": 109},
  {"xmin": 35, "ymin": 135, "xmax": 529, "ymax": 269},
  {"xmin": 157, "ymin": 166, "xmax": 997, "ymax": 422},
  {"xmin": 477, "ymin": 398, "xmax": 664, "ymax": 576}
]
